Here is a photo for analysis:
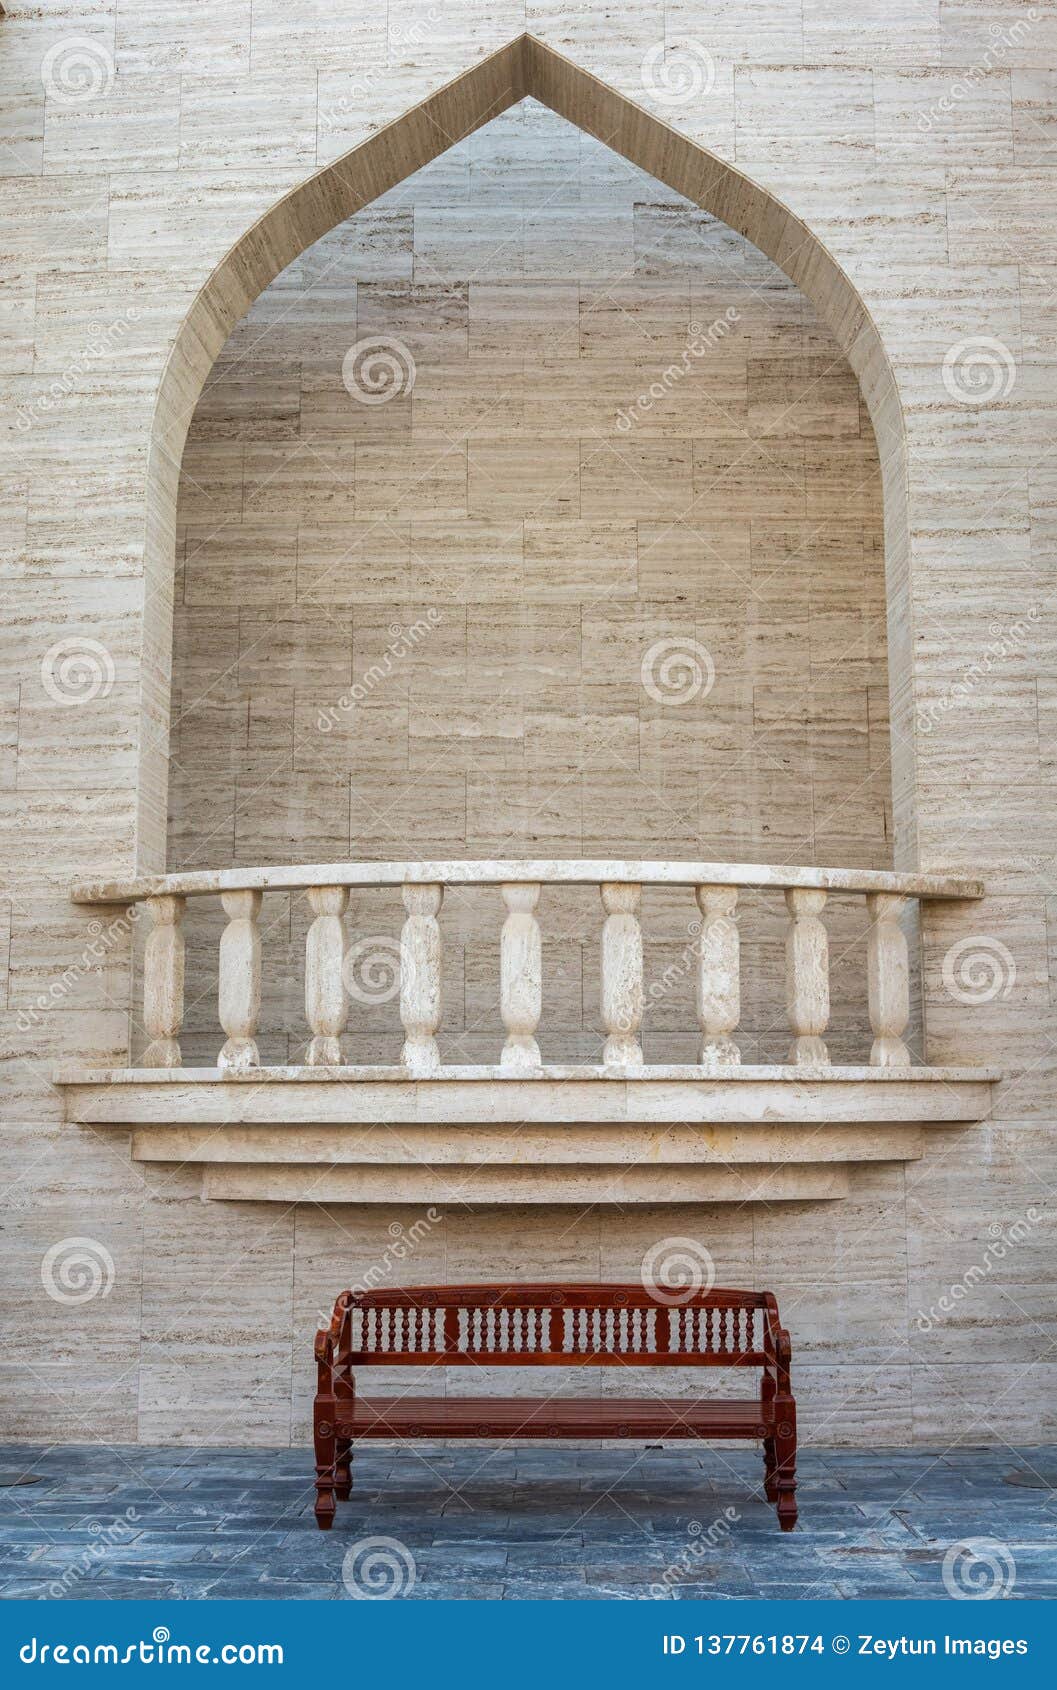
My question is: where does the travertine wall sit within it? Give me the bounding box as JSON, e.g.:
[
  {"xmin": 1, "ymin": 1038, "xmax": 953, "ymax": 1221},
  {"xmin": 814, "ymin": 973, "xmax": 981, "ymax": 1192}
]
[
  {"xmin": 168, "ymin": 99, "xmax": 890, "ymax": 1068},
  {"xmin": 2, "ymin": 1, "xmax": 1056, "ymax": 1448}
]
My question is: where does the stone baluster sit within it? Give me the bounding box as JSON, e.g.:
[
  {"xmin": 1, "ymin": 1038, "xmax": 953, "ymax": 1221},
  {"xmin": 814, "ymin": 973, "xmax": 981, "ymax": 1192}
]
[
  {"xmin": 500, "ymin": 882, "xmax": 542, "ymax": 1071},
  {"xmin": 141, "ymin": 894, "xmax": 185, "ymax": 1068},
  {"xmin": 218, "ymin": 889, "xmax": 262, "ymax": 1071},
  {"xmin": 305, "ymin": 886, "xmax": 349, "ymax": 1066},
  {"xmin": 600, "ymin": 882, "xmax": 643, "ymax": 1067},
  {"xmin": 400, "ymin": 883, "xmax": 443, "ymax": 1074},
  {"xmin": 695, "ymin": 885, "xmax": 740, "ymax": 1068},
  {"xmin": 784, "ymin": 887, "xmax": 830, "ymax": 1066},
  {"xmin": 866, "ymin": 891, "xmax": 911, "ymax": 1067}
]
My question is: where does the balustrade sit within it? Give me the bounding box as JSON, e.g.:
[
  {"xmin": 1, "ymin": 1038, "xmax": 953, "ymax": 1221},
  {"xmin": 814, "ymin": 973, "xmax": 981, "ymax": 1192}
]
[{"xmin": 79, "ymin": 859, "xmax": 984, "ymax": 1076}]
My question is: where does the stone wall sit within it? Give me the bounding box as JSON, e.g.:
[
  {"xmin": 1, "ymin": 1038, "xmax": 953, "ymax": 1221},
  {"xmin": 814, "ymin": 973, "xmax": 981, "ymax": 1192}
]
[
  {"xmin": 1, "ymin": 0, "xmax": 1055, "ymax": 1448},
  {"xmin": 168, "ymin": 99, "xmax": 890, "ymax": 1068}
]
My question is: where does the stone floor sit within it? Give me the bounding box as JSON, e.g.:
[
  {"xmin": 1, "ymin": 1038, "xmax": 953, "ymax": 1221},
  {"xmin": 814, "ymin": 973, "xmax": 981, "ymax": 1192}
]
[{"xmin": 1, "ymin": 1443, "xmax": 1055, "ymax": 1600}]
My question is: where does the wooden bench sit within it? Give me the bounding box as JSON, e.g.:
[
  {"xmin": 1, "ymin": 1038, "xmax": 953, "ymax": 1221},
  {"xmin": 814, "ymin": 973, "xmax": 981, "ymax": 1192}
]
[{"xmin": 313, "ymin": 1283, "xmax": 797, "ymax": 1532}]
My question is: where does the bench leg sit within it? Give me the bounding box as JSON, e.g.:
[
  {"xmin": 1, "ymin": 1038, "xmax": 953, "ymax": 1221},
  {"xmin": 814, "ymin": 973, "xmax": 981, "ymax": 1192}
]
[
  {"xmin": 773, "ymin": 1405, "xmax": 798, "ymax": 1532},
  {"xmin": 763, "ymin": 1436, "xmax": 778, "ymax": 1503},
  {"xmin": 314, "ymin": 1402, "xmax": 337, "ymax": 1530},
  {"xmin": 335, "ymin": 1436, "xmax": 353, "ymax": 1501}
]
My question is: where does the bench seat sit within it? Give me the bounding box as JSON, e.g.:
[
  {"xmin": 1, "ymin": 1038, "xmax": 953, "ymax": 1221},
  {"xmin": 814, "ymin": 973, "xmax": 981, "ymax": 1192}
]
[{"xmin": 344, "ymin": 1396, "xmax": 770, "ymax": 1440}]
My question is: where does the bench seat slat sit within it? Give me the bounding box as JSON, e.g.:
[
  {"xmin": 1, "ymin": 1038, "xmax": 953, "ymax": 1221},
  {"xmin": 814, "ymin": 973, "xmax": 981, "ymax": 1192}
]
[{"xmin": 344, "ymin": 1396, "xmax": 771, "ymax": 1439}]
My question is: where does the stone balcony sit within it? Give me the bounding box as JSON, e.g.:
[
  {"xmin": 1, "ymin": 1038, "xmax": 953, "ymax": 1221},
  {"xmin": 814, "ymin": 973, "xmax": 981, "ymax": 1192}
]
[{"xmin": 56, "ymin": 859, "xmax": 998, "ymax": 1205}]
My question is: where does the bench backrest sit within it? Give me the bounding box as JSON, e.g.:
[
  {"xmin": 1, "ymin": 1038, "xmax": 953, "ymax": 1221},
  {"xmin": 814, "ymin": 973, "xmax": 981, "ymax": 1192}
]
[{"xmin": 337, "ymin": 1283, "xmax": 772, "ymax": 1367}]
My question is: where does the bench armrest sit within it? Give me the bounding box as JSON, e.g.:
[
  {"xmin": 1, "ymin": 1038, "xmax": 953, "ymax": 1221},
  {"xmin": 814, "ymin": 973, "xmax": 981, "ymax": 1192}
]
[
  {"xmin": 762, "ymin": 1293, "xmax": 793, "ymax": 1393},
  {"xmin": 315, "ymin": 1290, "xmax": 352, "ymax": 1383}
]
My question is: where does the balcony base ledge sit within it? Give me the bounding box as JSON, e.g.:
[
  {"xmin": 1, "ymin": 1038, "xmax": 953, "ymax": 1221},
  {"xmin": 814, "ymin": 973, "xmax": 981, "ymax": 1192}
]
[{"xmin": 55, "ymin": 1066, "xmax": 996, "ymax": 1203}]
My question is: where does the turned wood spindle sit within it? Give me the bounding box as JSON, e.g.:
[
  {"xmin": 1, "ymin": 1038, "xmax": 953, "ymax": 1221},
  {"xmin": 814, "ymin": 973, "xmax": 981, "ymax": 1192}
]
[
  {"xmin": 500, "ymin": 882, "xmax": 542, "ymax": 1071},
  {"xmin": 142, "ymin": 894, "xmax": 185, "ymax": 1068},
  {"xmin": 600, "ymin": 881, "xmax": 643, "ymax": 1066},
  {"xmin": 866, "ymin": 891, "xmax": 911, "ymax": 1067},
  {"xmin": 696, "ymin": 884, "xmax": 740, "ymax": 1067},
  {"xmin": 400, "ymin": 883, "xmax": 443, "ymax": 1074},
  {"xmin": 218, "ymin": 888, "xmax": 262, "ymax": 1071},
  {"xmin": 305, "ymin": 885, "xmax": 349, "ymax": 1066},
  {"xmin": 785, "ymin": 887, "xmax": 830, "ymax": 1065}
]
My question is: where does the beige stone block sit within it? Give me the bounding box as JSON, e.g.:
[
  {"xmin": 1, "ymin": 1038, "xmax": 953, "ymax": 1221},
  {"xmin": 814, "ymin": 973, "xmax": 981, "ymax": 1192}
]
[
  {"xmin": 176, "ymin": 443, "xmax": 245, "ymax": 524},
  {"xmin": 412, "ymin": 361, "xmax": 524, "ymax": 436},
  {"xmin": 662, "ymin": 0, "xmax": 803, "ymax": 60},
  {"xmin": 243, "ymin": 443, "xmax": 356, "ymax": 523},
  {"xmin": 735, "ymin": 66, "xmax": 876, "ymax": 160},
  {"xmin": 693, "ymin": 438, "xmax": 805, "ymax": 517},
  {"xmin": 748, "ymin": 355, "xmax": 863, "ymax": 440},
  {"xmin": 350, "ymin": 770, "xmax": 466, "ymax": 857},
  {"xmin": 415, "ymin": 208, "xmax": 525, "ymax": 283},
  {"xmin": 251, "ymin": 0, "xmax": 389, "ymax": 72},
  {"xmin": 107, "ymin": 170, "xmax": 303, "ymax": 270},
  {"xmin": 940, "ymin": 1, "xmax": 1057, "ymax": 68},
  {"xmin": 522, "ymin": 520, "xmax": 637, "ymax": 597},
  {"xmin": 299, "ymin": 363, "xmax": 412, "ymax": 444},
  {"xmin": 233, "ymin": 770, "xmax": 350, "ymax": 867},
  {"xmin": 803, "ymin": 0, "xmax": 942, "ymax": 63},
  {"xmin": 357, "ymin": 282, "xmax": 469, "ymax": 363},
  {"xmin": 224, "ymin": 286, "xmax": 359, "ymax": 364},
  {"xmin": 0, "ymin": 275, "xmax": 35, "ymax": 375},
  {"xmin": 637, "ymin": 521, "xmax": 752, "ymax": 609},
  {"xmin": 465, "ymin": 606, "xmax": 582, "ymax": 693},
  {"xmin": 409, "ymin": 519, "xmax": 523, "ymax": 603},
  {"xmin": 183, "ymin": 523, "xmax": 297, "ymax": 606},
  {"xmin": 469, "ymin": 281, "xmax": 580, "ymax": 361},
  {"xmin": 297, "ymin": 522, "xmax": 410, "ymax": 604},
  {"xmin": 352, "ymin": 605, "xmax": 466, "ymax": 695},
  {"xmin": 633, "ymin": 203, "xmax": 749, "ymax": 276},
  {"xmin": 187, "ymin": 358, "xmax": 301, "ymax": 442},
  {"xmin": 356, "ymin": 441, "xmax": 468, "ymax": 518},
  {"xmin": 15, "ymin": 683, "xmax": 139, "ymax": 792},
  {"xmin": 179, "ymin": 73, "xmax": 316, "ymax": 168},
  {"xmin": 0, "ymin": 179, "xmax": 107, "ymax": 273},
  {"xmin": 469, "ymin": 439, "xmax": 579, "ymax": 519},
  {"xmin": 44, "ymin": 77, "xmax": 180, "ymax": 174},
  {"xmin": 116, "ymin": 1, "xmax": 251, "ymax": 75},
  {"xmin": 238, "ymin": 609, "xmax": 352, "ymax": 690},
  {"xmin": 948, "ymin": 167, "xmax": 1057, "ymax": 264},
  {"xmin": 467, "ymin": 770, "xmax": 583, "ymax": 854},
  {"xmin": 0, "ymin": 77, "xmax": 44, "ymax": 176},
  {"xmin": 294, "ymin": 694, "xmax": 409, "ymax": 774},
  {"xmin": 525, "ymin": 208, "xmax": 636, "ymax": 277},
  {"xmin": 301, "ymin": 210, "xmax": 413, "ymax": 286},
  {"xmin": 582, "ymin": 439, "xmax": 692, "ymax": 518}
]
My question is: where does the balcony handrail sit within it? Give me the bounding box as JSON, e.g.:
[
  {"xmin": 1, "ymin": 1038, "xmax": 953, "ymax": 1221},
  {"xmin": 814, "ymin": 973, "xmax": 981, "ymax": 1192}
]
[
  {"xmin": 73, "ymin": 855, "xmax": 987, "ymax": 1077},
  {"xmin": 71, "ymin": 858, "xmax": 983, "ymax": 905}
]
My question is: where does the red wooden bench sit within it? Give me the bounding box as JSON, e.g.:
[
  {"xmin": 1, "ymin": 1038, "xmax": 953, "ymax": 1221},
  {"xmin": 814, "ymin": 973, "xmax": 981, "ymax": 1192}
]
[{"xmin": 313, "ymin": 1283, "xmax": 797, "ymax": 1532}]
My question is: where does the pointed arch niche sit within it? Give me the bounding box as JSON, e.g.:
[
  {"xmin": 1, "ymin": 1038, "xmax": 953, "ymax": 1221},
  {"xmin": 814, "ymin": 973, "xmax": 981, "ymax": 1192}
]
[{"xmin": 145, "ymin": 33, "xmax": 914, "ymax": 877}]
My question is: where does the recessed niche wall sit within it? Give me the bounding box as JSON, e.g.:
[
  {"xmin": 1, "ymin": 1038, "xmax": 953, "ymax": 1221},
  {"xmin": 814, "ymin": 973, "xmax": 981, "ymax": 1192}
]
[{"xmin": 167, "ymin": 98, "xmax": 891, "ymax": 1067}]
